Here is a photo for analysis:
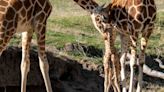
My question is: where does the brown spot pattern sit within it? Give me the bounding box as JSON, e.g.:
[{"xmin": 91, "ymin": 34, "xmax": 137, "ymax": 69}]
[
  {"xmin": 20, "ymin": 8, "xmax": 26, "ymax": 17},
  {"xmin": 127, "ymin": 0, "xmax": 132, "ymax": 7},
  {"xmin": 136, "ymin": 13, "xmax": 144, "ymax": 22},
  {"xmin": 38, "ymin": 0, "xmax": 46, "ymax": 6},
  {"xmin": 142, "ymin": 6, "xmax": 147, "ymax": 18},
  {"xmin": 2, "ymin": 20, "xmax": 8, "ymax": 27},
  {"xmin": 129, "ymin": 7, "xmax": 137, "ymax": 17},
  {"xmin": 134, "ymin": 0, "xmax": 142, "ymax": 5},
  {"xmin": 133, "ymin": 20, "xmax": 141, "ymax": 29},
  {"xmin": 27, "ymin": 7, "xmax": 33, "ymax": 21},
  {"xmin": 149, "ymin": 0, "xmax": 155, "ymax": 5},
  {"xmin": 81, "ymin": 1, "xmax": 87, "ymax": 5},
  {"xmin": 44, "ymin": 1, "xmax": 52, "ymax": 14},
  {"xmin": 0, "ymin": 0, "xmax": 8, "ymax": 7},
  {"xmin": 0, "ymin": 7, "xmax": 6, "ymax": 12},
  {"xmin": 7, "ymin": 21, "xmax": 14, "ymax": 30},
  {"xmin": 148, "ymin": 6, "xmax": 156, "ymax": 17},
  {"xmin": 13, "ymin": 1, "xmax": 22, "ymax": 11},
  {"xmin": 24, "ymin": 0, "xmax": 31, "ymax": 10},
  {"xmin": 5, "ymin": 7, "xmax": 15, "ymax": 20}
]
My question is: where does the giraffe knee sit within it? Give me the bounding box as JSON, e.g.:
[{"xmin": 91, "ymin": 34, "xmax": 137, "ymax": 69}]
[
  {"xmin": 139, "ymin": 56, "xmax": 145, "ymax": 66},
  {"xmin": 39, "ymin": 60, "xmax": 49, "ymax": 72},
  {"xmin": 130, "ymin": 56, "xmax": 136, "ymax": 68},
  {"xmin": 21, "ymin": 60, "xmax": 30, "ymax": 73},
  {"xmin": 141, "ymin": 38, "xmax": 147, "ymax": 50},
  {"xmin": 104, "ymin": 63, "xmax": 109, "ymax": 70},
  {"xmin": 103, "ymin": 55, "xmax": 112, "ymax": 68},
  {"xmin": 120, "ymin": 53, "xmax": 126, "ymax": 65}
]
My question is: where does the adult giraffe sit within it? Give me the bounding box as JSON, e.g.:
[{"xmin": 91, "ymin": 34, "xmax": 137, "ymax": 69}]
[
  {"xmin": 0, "ymin": 0, "xmax": 52, "ymax": 92},
  {"xmin": 73, "ymin": 0, "xmax": 121, "ymax": 92},
  {"xmin": 91, "ymin": 0, "xmax": 157, "ymax": 92}
]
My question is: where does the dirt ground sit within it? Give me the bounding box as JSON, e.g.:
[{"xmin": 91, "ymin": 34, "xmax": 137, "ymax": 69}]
[{"xmin": 0, "ymin": 46, "xmax": 163, "ymax": 92}]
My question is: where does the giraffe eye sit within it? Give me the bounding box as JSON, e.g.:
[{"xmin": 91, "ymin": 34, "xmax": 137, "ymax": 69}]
[
  {"xmin": 102, "ymin": 15, "xmax": 108, "ymax": 21},
  {"xmin": 103, "ymin": 16, "xmax": 108, "ymax": 20},
  {"xmin": 101, "ymin": 15, "xmax": 109, "ymax": 23}
]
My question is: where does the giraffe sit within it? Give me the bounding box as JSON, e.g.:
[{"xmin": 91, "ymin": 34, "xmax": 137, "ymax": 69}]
[
  {"xmin": 73, "ymin": 0, "xmax": 121, "ymax": 92},
  {"xmin": 89, "ymin": 0, "xmax": 157, "ymax": 92},
  {"xmin": 0, "ymin": 0, "xmax": 52, "ymax": 92}
]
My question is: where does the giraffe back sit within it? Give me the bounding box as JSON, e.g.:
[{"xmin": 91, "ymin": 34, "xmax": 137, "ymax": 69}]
[{"xmin": 110, "ymin": 0, "xmax": 156, "ymax": 32}]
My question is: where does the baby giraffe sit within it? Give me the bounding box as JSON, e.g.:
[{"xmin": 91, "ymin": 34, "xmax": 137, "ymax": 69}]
[
  {"xmin": 73, "ymin": 0, "xmax": 121, "ymax": 92},
  {"xmin": 91, "ymin": 0, "xmax": 157, "ymax": 92}
]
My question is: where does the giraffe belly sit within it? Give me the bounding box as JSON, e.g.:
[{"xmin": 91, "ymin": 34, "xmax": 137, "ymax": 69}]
[{"xmin": 16, "ymin": 21, "xmax": 32, "ymax": 33}]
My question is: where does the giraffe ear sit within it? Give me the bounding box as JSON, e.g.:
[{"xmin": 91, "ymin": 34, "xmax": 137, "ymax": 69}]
[
  {"xmin": 106, "ymin": 3, "xmax": 112, "ymax": 8},
  {"xmin": 95, "ymin": 3, "xmax": 106, "ymax": 13},
  {"xmin": 100, "ymin": 3, "xmax": 106, "ymax": 8},
  {"xmin": 104, "ymin": 3, "xmax": 111, "ymax": 12}
]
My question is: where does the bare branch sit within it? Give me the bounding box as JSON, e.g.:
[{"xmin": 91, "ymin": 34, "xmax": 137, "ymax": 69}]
[
  {"xmin": 125, "ymin": 53, "xmax": 164, "ymax": 79},
  {"xmin": 143, "ymin": 64, "xmax": 164, "ymax": 79},
  {"xmin": 154, "ymin": 58, "xmax": 164, "ymax": 69}
]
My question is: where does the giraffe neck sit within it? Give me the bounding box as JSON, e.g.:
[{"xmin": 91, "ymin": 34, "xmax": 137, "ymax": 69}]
[{"xmin": 73, "ymin": 0, "xmax": 99, "ymax": 13}]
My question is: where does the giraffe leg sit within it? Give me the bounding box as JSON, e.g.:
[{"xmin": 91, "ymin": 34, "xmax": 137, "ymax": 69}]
[
  {"xmin": 111, "ymin": 31, "xmax": 120, "ymax": 92},
  {"xmin": 21, "ymin": 31, "xmax": 33, "ymax": 92},
  {"xmin": 103, "ymin": 32, "xmax": 112, "ymax": 92},
  {"xmin": 136, "ymin": 30, "xmax": 152, "ymax": 92},
  {"xmin": 103, "ymin": 30, "xmax": 119, "ymax": 92},
  {"xmin": 120, "ymin": 53, "xmax": 127, "ymax": 91},
  {"xmin": 136, "ymin": 38, "xmax": 146, "ymax": 92},
  {"xmin": 129, "ymin": 36, "xmax": 137, "ymax": 92},
  {"xmin": 120, "ymin": 35, "xmax": 129, "ymax": 92},
  {"xmin": 112, "ymin": 81, "xmax": 117, "ymax": 92},
  {"xmin": 112, "ymin": 53, "xmax": 121, "ymax": 92},
  {"xmin": 35, "ymin": 24, "xmax": 52, "ymax": 92},
  {"xmin": 103, "ymin": 54, "xmax": 112, "ymax": 92}
]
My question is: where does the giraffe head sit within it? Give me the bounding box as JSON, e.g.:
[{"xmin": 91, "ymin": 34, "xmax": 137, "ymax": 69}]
[
  {"xmin": 73, "ymin": 0, "xmax": 113, "ymax": 34},
  {"xmin": 90, "ymin": 3, "xmax": 112, "ymax": 35},
  {"xmin": 73, "ymin": 0, "xmax": 111, "ymax": 18}
]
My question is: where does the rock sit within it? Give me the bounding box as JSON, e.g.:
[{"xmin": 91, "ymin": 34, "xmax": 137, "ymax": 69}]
[
  {"xmin": 64, "ymin": 42, "xmax": 103, "ymax": 57},
  {"xmin": 64, "ymin": 43, "xmax": 75, "ymax": 52}
]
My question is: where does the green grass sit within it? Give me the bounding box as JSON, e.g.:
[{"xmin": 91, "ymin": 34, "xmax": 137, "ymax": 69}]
[
  {"xmin": 48, "ymin": 16, "xmax": 96, "ymax": 33},
  {"xmin": 8, "ymin": 0, "xmax": 164, "ymax": 57},
  {"xmin": 156, "ymin": 12, "xmax": 164, "ymax": 28},
  {"xmin": 46, "ymin": 31, "xmax": 77, "ymax": 48},
  {"xmin": 47, "ymin": 14, "xmax": 104, "ymax": 49},
  {"xmin": 10, "ymin": 35, "xmax": 21, "ymax": 46}
]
